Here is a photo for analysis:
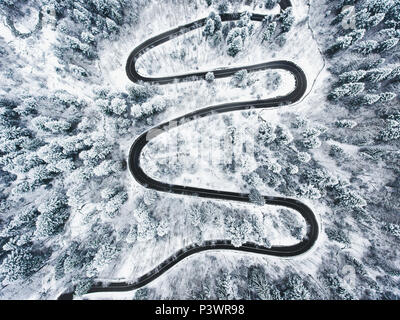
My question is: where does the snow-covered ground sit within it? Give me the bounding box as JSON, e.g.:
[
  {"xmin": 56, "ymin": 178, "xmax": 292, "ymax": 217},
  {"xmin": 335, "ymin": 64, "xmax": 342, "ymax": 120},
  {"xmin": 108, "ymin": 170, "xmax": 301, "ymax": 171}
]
[
  {"xmin": 83, "ymin": 0, "xmax": 327, "ymax": 299},
  {"xmin": 1, "ymin": 0, "xmax": 400, "ymax": 301}
]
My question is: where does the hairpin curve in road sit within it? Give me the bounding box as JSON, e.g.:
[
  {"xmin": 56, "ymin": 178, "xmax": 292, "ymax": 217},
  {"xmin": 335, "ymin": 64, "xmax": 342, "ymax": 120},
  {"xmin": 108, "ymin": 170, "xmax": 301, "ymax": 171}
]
[{"xmin": 58, "ymin": 1, "xmax": 319, "ymax": 299}]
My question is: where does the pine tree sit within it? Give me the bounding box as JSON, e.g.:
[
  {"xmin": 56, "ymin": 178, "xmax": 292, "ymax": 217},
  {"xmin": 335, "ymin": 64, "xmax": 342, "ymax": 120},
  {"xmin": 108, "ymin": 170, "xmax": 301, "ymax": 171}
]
[
  {"xmin": 237, "ymin": 11, "xmax": 252, "ymax": 29},
  {"xmin": 156, "ymin": 220, "xmax": 170, "ymax": 238},
  {"xmin": 227, "ymin": 27, "xmax": 242, "ymax": 44},
  {"xmin": 93, "ymin": 159, "xmax": 123, "ymax": 177},
  {"xmin": 0, "ymin": 205, "xmax": 39, "ymax": 238},
  {"xmin": 215, "ymin": 271, "xmax": 234, "ymax": 299},
  {"xmin": 203, "ymin": 18, "xmax": 215, "ymax": 37},
  {"xmin": 354, "ymin": 40, "xmax": 378, "ymax": 54},
  {"xmin": 376, "ymin": 38, "xmax": 399, "ymax": 53},
  {"xmin": 297, "ymin": 151, "xmax": 311, "ymax": 163},
  {"xmin": 133, "ymin": 96, "xmax": 168, "ymax": 119},
  {"xmin": 79, "ymin": 136, "xmax": 113, "ymax": 167},
  {"xmin": 379, "ymin": 117, "xmax": 400, "ymax": 141},
  {"xmin": 300, "ymin": 131, "xmax": 321, "ymax": 149},
  {"xmin": 257, "ymin": 121, "xmax": 276, "ymax": 145},
  {"xmin": 379, "ymin": 92, "xmax": 396, "ymax": 102},
  {"xmin": 227, "ymin": 36, "xmax": 243, "ymax": 57},
  {"xmin": 265, "ymin": 70, "xmax": 282, "ymax": 90},
  {"xmin": 103, "ymin": 190, "xmax": 128, "ymax": 217},
  {"xmin": 287, "ymin": 164, "xmax": 299, "ymax": 174},
  {"xmin": 136, "ymin": 216, "xmax": 157, "ymax": 241},
  {"xmin": 225, "ymin": 214, "xmax": 252, "ymax": 247},
  {"xmin": 32, "ymin": 116, "xmax": 52, "ymax": 132},
  {"xmin": 331, "ymin": 4, "xmax": 356, "ymax": 27},
  {"xmin": 205, "ymin": 72, "xmax": 215, "ymax": 83},
  {"xmin": 335, "ymin": 119, "xmax": 357, "ymax": 128},
  {"xmin": 81, "ymin": 31, "xmax": 96, "ymax": 44},
  {"xmin": 60, "ymin": 133, "xmax": 89, "ymax": 155},
  {"xmin": 262, "ymin": 21, "xmax": 276, "ymax": 43},
  {"xmin": 379, "ymin": 27, "xmax": 398, "ymax": 38},
  {"xmin": 92, "ymin": 241, "xmax": 120, "ymax": 271},
  {"xmin": 126, "ymin": 224, "xmax": 138, "ymax": 244},
  {"xmin": 72, "ymin": 8, "xmax": 91, "ymax": 28},
  {"xmin": 217, "ymin": 0, "xmax": 230, "ymax": 13},
  {"xmin": 101, "ymin": 186, "xmax": 119, "ymax": 200},
  {"xmin": 387, "ymin": 2, "xmax": 400, "ymax": 22},
  {"xmin": 127, "ymin": 84, "xmax": 159, "ymax": 104},
  {"xmin": 275, "ymin": 125, "xmax": 293, "ymax": 145},
  {"xmin": 365, "ymin": 13, "xmax": 385, "ymax": 29},
  {"xmin": 0, "ymin": 248, "xmax": 43, "ymax": 281},
  {"xmin": 32, "ymin": 116, "xmax": 70, "ymax": 134},
  {"xmin": 364, "ymin": 68, "xmax": 391, "ymax": 82},
  {"xmin": 384, "ymin": 223, "xmax": 400, "ymax": 239},
  {"xmin": 388, "ymin": 66, "xmax": 400, "ymax": 80},
  {"xmin": 134, "ymin": 288, "xmax": 149, "ymax": 300},
  {"xmin": 344, "ymin": 82, "xmax": 366, "ymax": 96},
  {"xmin": 332, "ymin": 182, "xmax": 367, "ymax": 209},
  {"xmin": 70, "ymin": 64, "xmax": 88, "ymax": 78},
  {"xmin": 45, "ymin": 119, "xmax": 71, "ymax": 134},
  {"xmin": 203, "ymin": 11, "xmax": 222, "ymax": 46},
  {"xmin": 325, "ymin": 227, "xmax": 350, "ymax": 244},
  {"xmin": 110, "ymin": 97, "xmax": 127, "ymax": 115},
  {"xmin": 366, "ymin": 0, "xmax": 392, "ymax": 15},
  {"xmin": 15, "ymin": 97, "xmax": 38, "ymax": 116},
  {"xmin": 28, "ymin": 164, "xmax": 54, "ymax": 186},
  {"xmin": 37, "ymin": 141, "xmax": 66, "ymax": 164},
  {"xmin": 329, "ymin": 82, "xmax": 365, "ymax": 100},
  {"xmin": 339, "ymin": 70, "xmax": 367, "ymax": 84},
  {"xmin": 327, "ymin": 35, "xmax": 353, "ymax": 54},
  {"xmin": 74, "ymin": 278, "xmax": 93, "ymax": 296},
  {"xmin": 248, "ymin": 266, "xmax": 281, "ymax": 300},
  {"xmin": 280, "ymin": 7, "xmax": 295, "ymax": 33},
  {"xmin": 348, "ymin": 29, "xmax": 366, "ymax": 44},
  {"xmin": 11, "ymin": 180, "xmax": 33, "ymax": 197},
  {"xmin": 282, "ymin": 274, "xmax": 311, "ymax": 300},
  {"xmin": 358, "ymin": 93, "xmax": 380, "ymax": 105},
  {"xmin": 188, "ymin": 204, "xmax": 205, "ymax": 228},
  {"xmin": 35, "ymin": 191, "xmax": 69, "ymax": 238},
  {"xmin": 264, "ymin": 0, "xmax": 278, "ymax": 10},
  {"xmin": 355, "ymin": 9, "xmax": 371, "ymax": 29},
  {"xmin": 230, "ymin": 69, "xmax": 250, "ymax": 88}
]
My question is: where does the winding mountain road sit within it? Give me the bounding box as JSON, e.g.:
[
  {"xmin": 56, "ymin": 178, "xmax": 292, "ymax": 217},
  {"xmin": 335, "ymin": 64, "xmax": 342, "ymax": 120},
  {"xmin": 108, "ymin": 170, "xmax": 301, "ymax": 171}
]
[{"xmin": 58, "ymin": 1, "xmax": 319, "ymax": 299}]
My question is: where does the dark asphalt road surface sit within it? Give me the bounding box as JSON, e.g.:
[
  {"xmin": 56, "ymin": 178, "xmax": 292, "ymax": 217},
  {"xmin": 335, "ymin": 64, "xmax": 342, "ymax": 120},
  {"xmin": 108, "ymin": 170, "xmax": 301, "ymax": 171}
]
[{"xmin": 58, "ymin": 1, "xmax": 319, "ymax": 299}]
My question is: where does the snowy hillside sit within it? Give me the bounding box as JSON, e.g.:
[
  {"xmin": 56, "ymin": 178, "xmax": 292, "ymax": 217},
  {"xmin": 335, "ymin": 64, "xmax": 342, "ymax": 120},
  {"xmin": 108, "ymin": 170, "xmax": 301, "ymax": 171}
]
[{"xmin": 0, "ymin": 0, "xmax": 399, "ymax": 300}]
